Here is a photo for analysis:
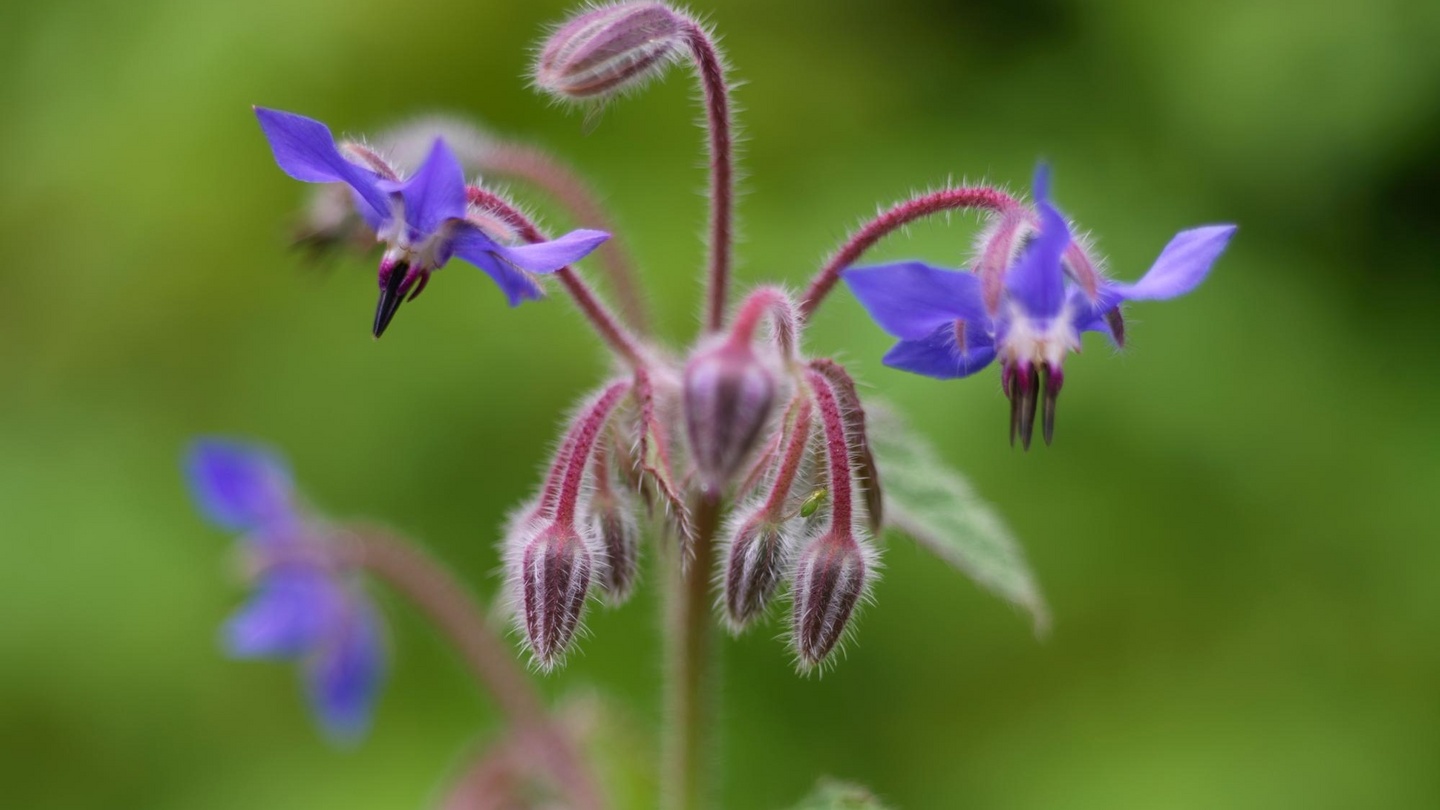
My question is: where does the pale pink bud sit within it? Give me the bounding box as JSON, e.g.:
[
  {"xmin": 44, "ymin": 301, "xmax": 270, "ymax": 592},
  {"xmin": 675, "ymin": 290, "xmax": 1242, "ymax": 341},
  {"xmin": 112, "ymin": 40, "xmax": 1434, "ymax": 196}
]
[
  {"xmin": 534, "ymin": 2, "xmax": 687, "ymax": 101},
  {"xmin": 591, "ymin": 493, "xmax": 641, "ymax": 604},
  {"xmin": 791, "ymin": 532, "xmax": 869, "ymax": 669},
  {"xmin": 518, "ymin": 524, "xmax": 593, "ymax": 668},
  {"xmin": 683, "ymin": 339, "xmax": 778, "ymax": 492},
  {"xmin": 722, "ymin": 517, "xmax": 792, "ymax": 631}
]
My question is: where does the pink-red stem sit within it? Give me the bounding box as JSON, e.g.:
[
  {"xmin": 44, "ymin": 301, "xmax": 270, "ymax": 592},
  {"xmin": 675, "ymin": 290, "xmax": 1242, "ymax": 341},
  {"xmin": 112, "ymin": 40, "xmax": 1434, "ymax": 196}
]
[
  {"xmin": 798, "ymin": 186, "xmax": 1024, "ymax": 320},
  {"xmin": 466, "ymin": 186, "xmax": 645, "ymax": 367},
  {"xmin": 681, "ymin": 19, "xmax": 736, "ymax": 335},
  {"xmin": 805, "ymin": 370, "xmax": 854, "ymax": 529}
]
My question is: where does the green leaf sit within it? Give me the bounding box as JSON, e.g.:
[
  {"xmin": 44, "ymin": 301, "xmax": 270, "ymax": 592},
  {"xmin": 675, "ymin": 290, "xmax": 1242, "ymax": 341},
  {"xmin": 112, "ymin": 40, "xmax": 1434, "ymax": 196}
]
[
  {"xmin": 787, "ymin": 778, "xmax": 893, "ymax": 809},
  {"xmin": 867, "ymin": 401, "xmax": 1049, "ymax": 633}
]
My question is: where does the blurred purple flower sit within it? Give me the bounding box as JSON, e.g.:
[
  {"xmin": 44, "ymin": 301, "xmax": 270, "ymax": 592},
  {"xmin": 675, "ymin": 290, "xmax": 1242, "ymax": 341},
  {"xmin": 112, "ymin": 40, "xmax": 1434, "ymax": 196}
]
[
  {"xmin": 844, "ymin": 164, "xmax": 1236, "ymax": 447},
  {"xmin": 185, "ymin": 439, "xmax": 384, "ymax": 743},
  {"xmin": 254, "ymin": 108, "xmax": 611, "ymax": 335}
]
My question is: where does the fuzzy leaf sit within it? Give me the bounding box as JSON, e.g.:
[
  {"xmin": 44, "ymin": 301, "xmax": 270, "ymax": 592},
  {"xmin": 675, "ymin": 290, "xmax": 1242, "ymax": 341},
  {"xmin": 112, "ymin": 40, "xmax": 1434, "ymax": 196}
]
[
  {"xmin": 788, "ymin": 778, "xmax": 892, "ymax": 809},
  {"xmin": 868, "ymin": 401, "xmax": 1049, "ymax": 633}
]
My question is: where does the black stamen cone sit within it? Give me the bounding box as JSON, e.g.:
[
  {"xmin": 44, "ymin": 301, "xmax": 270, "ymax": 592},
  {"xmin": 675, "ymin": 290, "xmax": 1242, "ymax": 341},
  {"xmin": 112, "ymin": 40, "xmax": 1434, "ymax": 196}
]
[
  {"xmin": 1006, "ymin": 369, "xmax": 1019, "ymax": 448},
  {"xmin": 1017, "ymin": 365, "xmax": 1039, "ymax": 451},
  {"xmin": 1041, "ymin": 363, "xmax": 1059, "ymax": 446},
  {"xmin": 373, "ymin": 263, "xmax": 409, "ymax": 338}
]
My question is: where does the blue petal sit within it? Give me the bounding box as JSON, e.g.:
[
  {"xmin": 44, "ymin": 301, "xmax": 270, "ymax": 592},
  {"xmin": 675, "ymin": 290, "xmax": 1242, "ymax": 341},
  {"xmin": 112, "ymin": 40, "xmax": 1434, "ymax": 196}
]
[
  {"xmin": 1113, "ymin": 224, "xmax": 1236, "ymax": 301},
  {"xmin": 254, "ymin": 108, "xmax": 390, "ymax": 224},
  {"xmin": 224, "ymin": 569, "xmax": 336, "ymax": 659},
  {"xmin": 843, "ymin": 261, "xmax": 989, "ymax": 340},
  {"xmin": 450, "ymin": 224, "xmax": 545, "ymax": 307},
  {"xmin": 379, "ymin": 139, "xmax": 467, "ymax": 240},
  {"xmin": 305, "ymin": 598, "xmax": 385, "ymax": 743},
  {"xmin": 492, "ymin": 228, "xmax": 611, "ymax": 273},
  {"xmin": 186, "ymin": 439, "xmax": 295, "ymax": 533},
  {"xmin": 882, "ymin": 321, "xmax": 997, "ymax": 380},
  {"xmin": 1032, "ymin": 161, "xmax": 1052, "ymax": 205},
  {"xmin": 1004, "ymin": 201, "xmax": 1070, "ymax": 319},
  {"xmin": 1066, "ymin": 286, "xmax": 1125, "ymax": 346}
]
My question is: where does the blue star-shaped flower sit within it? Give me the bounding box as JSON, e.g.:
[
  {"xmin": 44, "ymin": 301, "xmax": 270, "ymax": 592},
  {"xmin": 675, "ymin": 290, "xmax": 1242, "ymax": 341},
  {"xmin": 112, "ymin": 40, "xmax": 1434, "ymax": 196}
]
[
  {"xmin": 186, "ymin": 439, "xmax": 385, "ymax": 743},
  {"xmin": 844, "ymin": 164, "xmax": 1236, "ymax": 447},
  {"xmin": 254, "ymin": 108, "xmax": 611, "ymax": 335}
]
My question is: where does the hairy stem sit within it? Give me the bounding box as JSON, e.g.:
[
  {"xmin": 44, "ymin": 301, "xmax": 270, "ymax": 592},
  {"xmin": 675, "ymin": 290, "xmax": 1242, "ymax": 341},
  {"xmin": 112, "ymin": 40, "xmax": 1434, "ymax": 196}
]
[
  {"xmin": 662, "ymin": 492, "xmax": 724, "ymax": 810},
  {"xmin": 679, "ymin": 18, "xmax": 736, "ymax": 335},
  {"xmin": 467, "ymin": 186, "xmax": 646, "ymax": 367},
  {"xmin": 728, "ymin": 286, "xmax": 799, "ymax": 360},
  {"xmin": 475, "ymin": 142, "xmax": 651, "ymax": 333},
  {"xmin": 798, "ymin": 186, "xmax": 1024, "ymax": 319},
  {"xmin": 338, "ymin": 527, "xmax": 604, "ymax": 810}
]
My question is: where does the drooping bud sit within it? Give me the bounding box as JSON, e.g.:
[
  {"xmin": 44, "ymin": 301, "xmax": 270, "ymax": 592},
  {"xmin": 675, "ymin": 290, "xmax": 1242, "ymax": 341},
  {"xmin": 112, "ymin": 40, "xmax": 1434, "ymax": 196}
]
[
  {"xmin": 683, "ymin": 338, "xmax": 778, "ymax": 492},
  {"xmin": 791, "ymin": 531, "xmax": 869, "ymax": 669},
  {"xmin": 721, "ymin": 516, "xmax": 792, "ymax": 631},
  {"xmin": 591, "ymin": 491, "xmax": 641, "ymax": 603},
  {"xmin": 518, "ymin": 524, "xmax": 594, "ymax": 669},
  {"xmin": 535, "ymin": 2, "xmax": 688, "ymax": 102}
]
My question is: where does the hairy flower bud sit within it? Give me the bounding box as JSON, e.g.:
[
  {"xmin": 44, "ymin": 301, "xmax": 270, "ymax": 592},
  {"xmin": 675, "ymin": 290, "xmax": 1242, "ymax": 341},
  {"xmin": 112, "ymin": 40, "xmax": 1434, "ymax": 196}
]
[
  {"xmin": 791, "ymin": 532, "xmax": 869, "ymax": 670},
  {"xmin": 535, "ymin": 2, "xmax": 687, "ymax": 101},
  {"xmin": 518, "ymin": 524, "xmax": 594, "ymax": 668},
  {"xmin": 683, "ymin": 339, "xmax": 778, "ymax": 492},
  {"xmin": 721, "ymin": 517, "xmax": 791, "ymax": 631},
  {"xmin": 591, "ymin": 493, "xmax": 641, "ymax": 603}
]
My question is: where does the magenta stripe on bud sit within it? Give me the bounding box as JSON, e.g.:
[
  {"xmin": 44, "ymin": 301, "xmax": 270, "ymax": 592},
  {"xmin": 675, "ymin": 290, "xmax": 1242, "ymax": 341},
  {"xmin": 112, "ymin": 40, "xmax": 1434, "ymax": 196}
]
[
  {"xmin": 520, "ymin": 525, "xmax": 593, "ymax": 669},
  {"xmin": 790, "ymin": 531, "xmax": 867, "ymax": 669},
  {"xmin": 535, "ymin": 2, "xmax": 686, "ymax": 101}
]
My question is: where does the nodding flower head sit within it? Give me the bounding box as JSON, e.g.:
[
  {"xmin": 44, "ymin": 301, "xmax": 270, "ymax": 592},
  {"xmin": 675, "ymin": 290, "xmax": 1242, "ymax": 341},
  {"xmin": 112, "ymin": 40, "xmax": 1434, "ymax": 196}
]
[
  {"xmin": 254, "ymin": 108, "xmax": 611, "ymax": 336},
  {"xmin": 185, "ymin": 439, "xmax": 385, "ymax": 743},
  {"xmin": 844, "ymin": 163, "xmax": 1236, "ymax": 448}
]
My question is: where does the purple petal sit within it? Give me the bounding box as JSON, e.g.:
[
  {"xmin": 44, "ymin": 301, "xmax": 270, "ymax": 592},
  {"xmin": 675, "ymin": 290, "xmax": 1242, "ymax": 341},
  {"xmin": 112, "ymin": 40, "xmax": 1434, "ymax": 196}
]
[
  {"xmin": 305, "ymin": 599, "xmax": 385, "ymax": 743},
  {"xmin": 882, "ymin": 321, "xmax": 997, "ymax": 380},
  {"xmin": 844, "ymin": 261, "xmax": 990, "ymax": 340},
  {"xmin": 379, "ymin": 139, "xmax": 467, "ymax": 239},
  {"xmin": 253, "ymin": 108, "xmax": 390, "ymax": 223},
  {"xmin": 1066, "ymin": 286, "xmax": 1125, "ymax": 346},
  {"xmin": 449, "ymin": 225, "xmax": 545, "ymax": 307},
  {"xmin": 1114, "ymin": 224, "xmax": 1236, "ymax": 300},
  {"xmin": 1032, "ymin": 161, "xmax": 1052, "ymax": 204},
  {"xmin": 491, "ymin": 228, "xmax": 611, "ymax": 273},
  {"xmin": 1004, "ymin": 201, "xmax": 1070, "ymax": 319},
  {"xmin": 186, "ymin": 439, "xmax": 295, "ymax": 532},
  {"xmin": 224, "ymin": 569, "xmax": 336, "ymax": 659}
]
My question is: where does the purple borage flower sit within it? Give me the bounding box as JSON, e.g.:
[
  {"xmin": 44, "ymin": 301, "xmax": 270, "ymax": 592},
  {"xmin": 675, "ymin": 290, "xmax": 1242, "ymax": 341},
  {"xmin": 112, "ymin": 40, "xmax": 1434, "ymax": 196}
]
[
  {"xmin": 186, "ymin": 439, "xmax": 385, "ymax": 743},
  {"xmin": 254, "ymin": 108, "xmax": 611, "ymax": 336},
  {"xmin": 844, "ymin": 165, "xmax": 1236, "ymax": 448}
]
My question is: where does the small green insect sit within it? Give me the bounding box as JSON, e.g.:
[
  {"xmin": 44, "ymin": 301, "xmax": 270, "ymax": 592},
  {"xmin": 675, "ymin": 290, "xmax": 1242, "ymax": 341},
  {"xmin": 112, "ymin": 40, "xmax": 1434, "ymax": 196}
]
[{"xmin": 799, "ymin": 488, "xmax": 828, "ymax": 518}]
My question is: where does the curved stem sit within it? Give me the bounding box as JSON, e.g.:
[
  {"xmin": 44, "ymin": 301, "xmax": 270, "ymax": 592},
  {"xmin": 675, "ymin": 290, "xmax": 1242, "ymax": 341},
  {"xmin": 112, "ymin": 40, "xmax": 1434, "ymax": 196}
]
[
  {"xmin": 337, "ymin": 527, "xmax": 604, "ymax": 810},
  {"xmin": 798, "ymin": 186, "xmax": 1024, "ymax": 320},
  {"xmin": 680, "ymin": 18, "xmax": 736, "ymax": 335},
  {"xmin": 728, "ymin": 286, "xmax": 799, "ymax": 360},
  {"xmin": 805, "ymin": 371, "xmax": 854, "ymax": 529},
  {"xmin": 467, "ymin": 186, "xmax": 646, "ymax": 368},
  {"xmin": 662, "ymin": 492, "xmax": 723, "ymax": 810},
  {"xmin": 475, "ymin": 142, "xmax": 651, "ymax": 334}
]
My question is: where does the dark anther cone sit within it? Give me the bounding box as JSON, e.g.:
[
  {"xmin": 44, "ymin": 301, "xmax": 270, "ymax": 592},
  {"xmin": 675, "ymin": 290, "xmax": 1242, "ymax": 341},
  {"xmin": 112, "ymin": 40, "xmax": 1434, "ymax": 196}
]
[{"xmin": 373, "ymin": 263, "xmax": 410, "ymax": 338}]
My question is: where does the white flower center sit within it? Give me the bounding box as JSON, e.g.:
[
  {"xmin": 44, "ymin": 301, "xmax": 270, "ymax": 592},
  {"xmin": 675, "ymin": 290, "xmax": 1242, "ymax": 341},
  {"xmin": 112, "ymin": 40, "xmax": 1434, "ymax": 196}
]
[{"xmin": 1002, "ymin": 301, "xmax": 1079, "ymax": 369}]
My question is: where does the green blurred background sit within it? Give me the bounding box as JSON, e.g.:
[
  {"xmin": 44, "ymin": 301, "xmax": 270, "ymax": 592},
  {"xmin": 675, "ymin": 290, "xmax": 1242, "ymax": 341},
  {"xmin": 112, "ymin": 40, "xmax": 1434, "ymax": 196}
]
[{"xmin": 4, "ymin": 0, "xmax": 1440, "ymax": 806}]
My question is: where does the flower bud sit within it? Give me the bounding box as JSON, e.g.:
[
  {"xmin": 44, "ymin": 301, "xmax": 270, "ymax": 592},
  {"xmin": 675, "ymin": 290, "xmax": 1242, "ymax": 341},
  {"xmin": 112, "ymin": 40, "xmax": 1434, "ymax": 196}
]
[
  {"xmin": 683, "ymin": 339, "xmax": 778, "ymax": 492},
  {"xmin": 791, "ymin": 532, "xmax": 869, "ymax": 669},
  {"xmin": 721, "ymin": 517, "xmax": 791, "ymax": 631},
  {"xmin": 518, "ymin": 524, "xmax": 594, "ymax": 668},
  {"xmin": 591, "ymin": 493, "xmax": 641, "ymax": 604},
  {"xmin": 535, "ymin": 2, "xmax": 687, "ymax": 101}
]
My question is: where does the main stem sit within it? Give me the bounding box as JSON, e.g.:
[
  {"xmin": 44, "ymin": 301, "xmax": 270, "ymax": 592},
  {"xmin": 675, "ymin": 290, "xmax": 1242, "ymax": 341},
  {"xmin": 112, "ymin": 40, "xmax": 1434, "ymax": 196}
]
[
  {"xmin": 340, "ymin": 527, "xmax": 604, "ymax": 810},
  {"xmin": 663, "ymin": 492, "xmax": 723, "ymax": 810},
  {"xmin": 681, "ymin": 19, "xmax": 736, "ymax": 334}
]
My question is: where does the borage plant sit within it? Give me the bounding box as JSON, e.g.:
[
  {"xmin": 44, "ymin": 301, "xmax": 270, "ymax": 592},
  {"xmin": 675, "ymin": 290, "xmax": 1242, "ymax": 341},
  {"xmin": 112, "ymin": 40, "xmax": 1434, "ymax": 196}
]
[{"xmin": 192, "ymin": 2, "xmax": 1235, "ymax": 808}]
